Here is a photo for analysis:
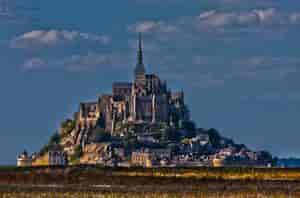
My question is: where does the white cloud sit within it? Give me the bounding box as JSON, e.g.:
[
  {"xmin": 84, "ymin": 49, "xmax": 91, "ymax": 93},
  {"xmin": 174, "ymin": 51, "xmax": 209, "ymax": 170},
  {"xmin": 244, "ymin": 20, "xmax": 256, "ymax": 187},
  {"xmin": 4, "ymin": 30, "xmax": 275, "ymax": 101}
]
[
  {"xmin": 129, "ymin": 8, "xmax": 300, "ymax": 35},
  {"xmin": 20, "ymin": 52, "xmax": 133, "ymax": 72},
  {"xmin": 196, "ymin": 8, "xmax": 282, "ymax": 29},
  {"xmin": 10, "ymin": 30, "xmax": 111, "ymax": 49},
  {"xmin": 128, "ymin": 21, "xmax": 177, "ymax": 33}
]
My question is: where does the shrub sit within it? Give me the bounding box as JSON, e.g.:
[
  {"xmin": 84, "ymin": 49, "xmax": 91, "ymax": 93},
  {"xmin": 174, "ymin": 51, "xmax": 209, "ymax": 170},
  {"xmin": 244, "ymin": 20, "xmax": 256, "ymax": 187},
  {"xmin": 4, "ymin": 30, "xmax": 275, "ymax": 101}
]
[
  {"xmin": 60, "ymin": 119, "xmax": 76, "ymax": 137},
  {"xmin": 48, "ymin": 132, "xmax": 61, "ymax": 145},
  {"xmin": 90, "ymin": 127, "xmax": 111, "ymax": 142}
]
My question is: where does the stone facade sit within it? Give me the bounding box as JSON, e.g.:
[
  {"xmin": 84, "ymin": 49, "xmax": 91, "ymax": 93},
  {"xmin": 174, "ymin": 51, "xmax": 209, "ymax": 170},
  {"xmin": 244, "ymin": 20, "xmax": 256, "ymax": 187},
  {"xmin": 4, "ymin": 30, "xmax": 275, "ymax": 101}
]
[
  {"xmin": 80, "ymin": 143, "xmax": 112, "ymax": 164},
  {"xmin": 131, "ymin": 148, "xmax": 171, "ymax": 167},
  {"xmin": 74, "ymin": 33, "xmax": 190, "ymax": 134},
  {"xmin": 48, "ymin": 150, "xmax": 68, "ymax": 166},
  {"xmin": 17, "ymin": 150, "xmax": 32, "ymax": 167},
  {"xmin": 77, "ymin": 102, "xmax": 100, "ymax": 130},
  {"xmin": 131, "ymin": 150, "xmax": 154, "ymax": 167}
]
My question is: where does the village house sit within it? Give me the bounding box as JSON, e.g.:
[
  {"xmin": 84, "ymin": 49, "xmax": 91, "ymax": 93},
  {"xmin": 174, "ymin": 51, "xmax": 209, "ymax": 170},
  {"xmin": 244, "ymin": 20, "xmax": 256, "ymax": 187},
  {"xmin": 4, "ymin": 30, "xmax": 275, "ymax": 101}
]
[
  {"xmin": 17, "ymin": 150, "xmax": 32, "ymax": 167},
  {"xmin": 131, "ymin": 148, "xmax": 172, "ymax": 167},
  {"xmin": 32, "ymin": 148, "xmax": 68, "ymax": 166},
  {"xmin": 80, "ymin": 143, "xmax": 112, "ymax": 164}
]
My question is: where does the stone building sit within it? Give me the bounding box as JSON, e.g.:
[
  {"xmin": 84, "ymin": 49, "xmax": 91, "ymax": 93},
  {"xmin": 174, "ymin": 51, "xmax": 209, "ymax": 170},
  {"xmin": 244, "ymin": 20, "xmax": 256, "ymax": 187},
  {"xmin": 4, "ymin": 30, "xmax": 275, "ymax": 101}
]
[
  {"xmin": 80, "ymin": 143, "xmax": 111, "ymax": 164},
  {"xmin": 131, "ymin": 150, "xmax": 154, "ymax": 167},
  {"xmin": 74, "ymin": 33, "xmax": 190, "ymax": 134},
  {"xmin": 76, "ymin": 102, "xmax": 100, "ymax": 130},
  {"xmin": 17, "ymin": 150, "xmax": 32, "ymax": 167},
  {"xmin": 32, "ymin": 148, "xmax": 68, "ymax": 166},
  {"xmin": 131, "ymin": 148, "xmax": 171, "ymax": 167},
  {"xmin": 48, "ymin": 149, "xmax": 68, "ymax": 166}
]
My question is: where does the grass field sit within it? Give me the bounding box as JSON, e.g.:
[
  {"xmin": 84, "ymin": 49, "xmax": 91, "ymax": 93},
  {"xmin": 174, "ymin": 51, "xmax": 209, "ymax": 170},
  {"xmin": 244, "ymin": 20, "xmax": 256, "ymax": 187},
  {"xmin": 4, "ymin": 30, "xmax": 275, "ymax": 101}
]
[
  {"xmin": 1, "ymin": 166, "xmax": 300, "ymax": 197},
  {"xmin": 0, "ymin": 191, "xmax": 298, "ymax": 198},
  {"xmin": 0, "ymin": 186, "xmax": 299, "ymax": 198}
]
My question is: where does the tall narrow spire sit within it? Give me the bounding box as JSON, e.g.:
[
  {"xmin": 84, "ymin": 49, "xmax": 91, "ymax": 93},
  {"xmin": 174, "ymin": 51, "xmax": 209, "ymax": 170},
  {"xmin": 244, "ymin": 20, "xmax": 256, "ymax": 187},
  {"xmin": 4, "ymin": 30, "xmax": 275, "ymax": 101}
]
[
  {"xmin": 135, "ymin": 33, "xmax": 146, "ymax": 76},
  {"xmin": 138, "ymin": 32, "xmax": 143, "ymax": 65}
]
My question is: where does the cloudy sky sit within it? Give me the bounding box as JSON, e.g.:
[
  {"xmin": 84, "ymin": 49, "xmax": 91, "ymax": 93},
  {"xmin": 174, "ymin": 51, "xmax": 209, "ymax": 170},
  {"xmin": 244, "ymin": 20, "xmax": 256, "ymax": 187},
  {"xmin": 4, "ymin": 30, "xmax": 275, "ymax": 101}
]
[{"xmin": 1, "ymin": 0, "xmax": 300, "ymax": 164}]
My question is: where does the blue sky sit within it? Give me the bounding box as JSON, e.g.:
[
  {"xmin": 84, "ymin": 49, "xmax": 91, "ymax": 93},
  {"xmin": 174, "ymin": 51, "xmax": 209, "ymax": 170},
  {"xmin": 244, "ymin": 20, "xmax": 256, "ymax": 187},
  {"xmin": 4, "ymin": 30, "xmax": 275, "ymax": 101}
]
[{"xmin": 1, "ymin": 0, "xmax": 300, "ymax": 165}]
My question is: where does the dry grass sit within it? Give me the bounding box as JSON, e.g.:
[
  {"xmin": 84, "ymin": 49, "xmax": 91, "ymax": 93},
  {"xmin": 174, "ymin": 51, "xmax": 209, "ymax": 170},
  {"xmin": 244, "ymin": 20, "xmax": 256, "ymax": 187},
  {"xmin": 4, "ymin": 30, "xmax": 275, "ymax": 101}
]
[{"xmin": 0, "ymin": 191, "xmax": 299, "ymax": 198}]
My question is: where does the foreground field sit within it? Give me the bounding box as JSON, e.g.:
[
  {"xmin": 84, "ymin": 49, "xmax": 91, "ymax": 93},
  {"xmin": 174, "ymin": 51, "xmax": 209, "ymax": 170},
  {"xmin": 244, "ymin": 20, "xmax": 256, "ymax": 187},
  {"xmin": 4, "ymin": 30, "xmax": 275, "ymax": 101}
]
[
  {"xmin": 0, "ymin": 183, "xmax": 298, "ymax": 198},
  {"xmin": 0, "ymin": 191, "xmax": 299, "ymax": 198},
  {"xmin": 2, "ymin": 165, "xmax": 300, "ymax": 183},
  {"xmin": 1, "ymin": 166, "xmax": 300, "ymax": 197},
  {"xmin": 0, "ymin": 181, "xmax": 299, "ymax": 198}
]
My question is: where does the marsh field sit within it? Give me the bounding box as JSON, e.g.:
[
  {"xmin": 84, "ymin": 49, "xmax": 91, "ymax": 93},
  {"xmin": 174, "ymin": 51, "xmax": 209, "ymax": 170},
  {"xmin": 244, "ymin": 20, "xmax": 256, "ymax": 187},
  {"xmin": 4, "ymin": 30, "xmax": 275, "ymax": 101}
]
[{"xmin": 1, "ymin": 166, "xmax": 300, "ymax": 197}]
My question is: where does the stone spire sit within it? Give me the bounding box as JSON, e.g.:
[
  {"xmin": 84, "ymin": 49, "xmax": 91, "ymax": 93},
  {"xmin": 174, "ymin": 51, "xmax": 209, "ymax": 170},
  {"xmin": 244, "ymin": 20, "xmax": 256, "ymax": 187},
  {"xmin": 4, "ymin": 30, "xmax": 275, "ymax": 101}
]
[
  {"xmin": 138, "ymin": 33, "xmax": 143, "ymax": 65},
  {"xmin": 135, "ymin": 33, "xmax": 146, "ymax": 76}
]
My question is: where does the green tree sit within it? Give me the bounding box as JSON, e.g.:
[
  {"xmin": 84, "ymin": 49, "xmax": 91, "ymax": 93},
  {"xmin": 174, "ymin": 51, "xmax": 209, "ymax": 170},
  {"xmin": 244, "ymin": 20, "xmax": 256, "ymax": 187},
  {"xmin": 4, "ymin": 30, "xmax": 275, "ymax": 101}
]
[
  {"xmin": 39, "ymin": 132, "xmax": 61, "ymax": 155},
  {"xmin": 207, "ymin": 128, "xmax": 221, "ymax": 148},
  {"xmin": 90, "ymin": 127, "xmax": 111, "ymax": 142},
  {"xmin": 181, "ymin": 121, "xmax": 196, "ymax": 132},
  {"xmin": 60, "ymin": 119, "xmax": 76, "ymax": 137},
  {"xmin": 123, "ymin": 133, "xmax": 139, "ymax": 150},
  {"xmin": 73, "ymin": 145, "xmax": 82, "ymax": 158},
  {"xmin": 48, "ymin": 132, "xmax": 61, "ymax": 145},
  {"xmin": 69, "ymin": 145, "xmax": 82, "ymax": 165},
  {"xmin": 161, "ymin": 128, "xmax": 181, "ymax": 142}
]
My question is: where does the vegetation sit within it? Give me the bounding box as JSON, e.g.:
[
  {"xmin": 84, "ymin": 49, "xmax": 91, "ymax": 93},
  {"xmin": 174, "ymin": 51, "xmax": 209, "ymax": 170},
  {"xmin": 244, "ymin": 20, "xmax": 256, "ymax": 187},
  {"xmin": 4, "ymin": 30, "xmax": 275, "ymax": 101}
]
[
  {"xmin": 180, "ymin": 121, "xmax": 196, "ymax": 133},
  {"xmin": 2, "ymin": 166, "xmax": 300, "ymax": 197},
  {"xmin": 68, "ymin": 146, "xmax": 82, "ymax": 165},
  {"xmin": 206, "ymin": 128, "xmax": 221, "ymax": 148},
  {"xmin": 60, "ymin": 119, "xmax": 76, "ymax": 138},
  {"xmin": 3, "ymin": 166, "xmax": 300, "ymax": 182},
  {"xmin": 0, "ymin": 166, "xmax": 300, "ymax": 198},
  {"xmin": 0, "ymin": 191, "xmax": 298, "ymax": 198},
  {"xmin": 123, "ymin": 133, "xmax": 140, "ymax": 150},
  {"xmin": 160, "ymin": 127, "xmax": 181, "ymax": 142},
  {"xmin": 90, "ymin": 127, "xmax": 111, "ymax": 142},
  {"xmin": 48, "ymin": 132, "xmax": 61, "ymax": 145},
  {"xmin": 39, "ymin": 132, "xmax": 61, "ymax": 155}
]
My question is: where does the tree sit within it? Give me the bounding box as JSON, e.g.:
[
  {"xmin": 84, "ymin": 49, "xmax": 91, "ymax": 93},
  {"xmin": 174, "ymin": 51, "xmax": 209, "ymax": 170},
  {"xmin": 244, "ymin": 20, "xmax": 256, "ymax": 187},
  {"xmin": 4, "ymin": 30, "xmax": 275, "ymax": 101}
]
[
  {"xmin": 181, "ymin": 138, "xmax": 190, "ymax": 145},
  {"xmin": 257, "ymin": 150, "xmax": 273, "ymax": 161},
  {"xmin": 73, "ymin": 145, "xmax": 82, "ymax": 159},
  {"xmin": 69, "ymin": 145, "xmax": 82, "ymax": 165},
  {"xmin": 207, "ymin": 128, "xmax": 221, "ymax": 148},
  {"xmin": 48, "ymin": 132, "xmax": 61, "ymax": 145},
  {"xmin": 181, "ymin": 121, "xmax": 196, "ymax": 132},
  {"xmin": 123, "ymin": 133, "xmax": 139, "ymax": 150},
  {"xmin": 90, "ymin": 127, "xmax": 111, "ymax": 142},
  {"xmin": 60, "ymin": 119, "xmax": 76, "ymax": 137},
  {"xmin": 161, "ymin": 128, "xmax": 181, "ymax": 142}
]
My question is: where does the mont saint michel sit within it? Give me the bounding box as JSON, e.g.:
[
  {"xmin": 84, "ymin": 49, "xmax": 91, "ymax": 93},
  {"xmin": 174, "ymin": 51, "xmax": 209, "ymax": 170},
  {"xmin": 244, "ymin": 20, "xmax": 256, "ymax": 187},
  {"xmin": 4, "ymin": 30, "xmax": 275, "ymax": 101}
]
[
  {"xmin": 17, "ymin": 34, "xmax": 273, "ymax": 168},
  {"xmin": 3, "ymin": 0, "xmax": 300, "ymax": 197}
]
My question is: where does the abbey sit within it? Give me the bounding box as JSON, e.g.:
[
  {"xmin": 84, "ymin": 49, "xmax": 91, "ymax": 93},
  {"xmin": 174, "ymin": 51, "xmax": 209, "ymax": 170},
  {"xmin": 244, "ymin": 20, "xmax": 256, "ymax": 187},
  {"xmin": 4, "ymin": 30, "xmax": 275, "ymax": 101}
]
[
  {"xmin": 76, "ymin": 34, "xmax": 190, "ymax": 135},
  {"xmin": 18, "ymin": 34, "xmax": 274, "ymax": 168}
]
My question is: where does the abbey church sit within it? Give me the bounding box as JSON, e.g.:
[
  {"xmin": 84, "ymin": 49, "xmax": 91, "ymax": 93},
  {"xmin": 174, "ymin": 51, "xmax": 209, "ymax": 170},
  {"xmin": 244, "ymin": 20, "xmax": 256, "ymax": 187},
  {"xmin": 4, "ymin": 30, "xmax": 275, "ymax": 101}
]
[{"xmin": 76, "ymin": 34, "xmax": 190, "ymax": 135}]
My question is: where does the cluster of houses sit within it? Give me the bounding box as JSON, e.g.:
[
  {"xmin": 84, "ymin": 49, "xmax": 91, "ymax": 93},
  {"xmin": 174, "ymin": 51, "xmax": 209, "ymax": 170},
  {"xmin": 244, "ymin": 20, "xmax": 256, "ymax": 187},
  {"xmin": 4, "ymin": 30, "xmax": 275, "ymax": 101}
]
[
  {"xmin": 17, "ymin": 130, "xmax": 273, "ymax": 168},
  {"xmin": 17, "ymin": 149, "xmax": 68, "ymax": 167}
]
